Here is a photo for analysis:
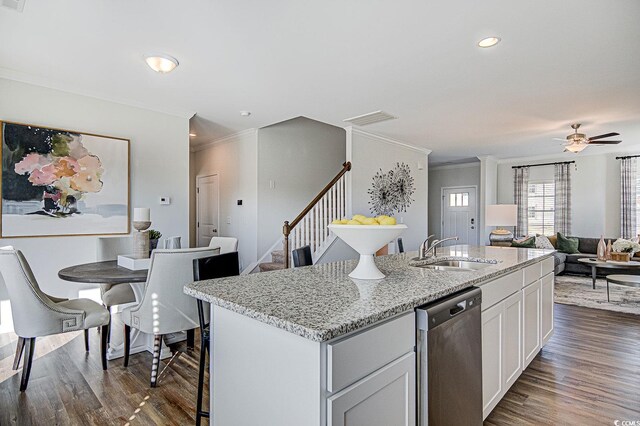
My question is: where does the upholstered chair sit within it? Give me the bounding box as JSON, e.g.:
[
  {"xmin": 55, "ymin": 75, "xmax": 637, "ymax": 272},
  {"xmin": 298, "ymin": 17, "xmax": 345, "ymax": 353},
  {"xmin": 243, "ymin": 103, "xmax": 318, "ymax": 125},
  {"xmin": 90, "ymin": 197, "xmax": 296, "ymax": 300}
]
[
  {"xmin": 96, "ymin": 236, "xmax": 136, "ymax": 309},
  {"xmin": 0, "ymin": 247, "xmax": 110, "ymax": 391},
  {"xmin": 122, "ymin": 247, "xmax": 219, "ymax": 387},
  {"xmin": 208, "ymin": 236, "xmax": 238, "ymax": 254}
]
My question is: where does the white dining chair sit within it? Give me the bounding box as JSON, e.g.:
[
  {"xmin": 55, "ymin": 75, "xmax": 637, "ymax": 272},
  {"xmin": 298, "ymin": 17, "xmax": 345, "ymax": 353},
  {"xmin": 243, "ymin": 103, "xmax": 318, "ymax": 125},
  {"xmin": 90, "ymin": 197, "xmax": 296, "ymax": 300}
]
[
  {"xmin": 121, "ymin": 247, "xmax": 219, "ymax": 387},
  {"xmin": 208, "ymin": 236, "xmax": 238, "ymax": 254},
  {"xmin": 0, "ymin": 247, "xmax": 111, "ymax": 391},
  {"xmin": 96, "ymin": 236, "xmax": 136, "ymax": 310}
]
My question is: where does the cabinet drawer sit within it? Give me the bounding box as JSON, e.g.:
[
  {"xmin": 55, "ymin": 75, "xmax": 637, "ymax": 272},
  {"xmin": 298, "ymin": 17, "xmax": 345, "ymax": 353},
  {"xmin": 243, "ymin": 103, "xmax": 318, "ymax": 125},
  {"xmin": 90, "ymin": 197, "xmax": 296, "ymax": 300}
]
[
  {"xmin": 541, "ymin": 257, "xmax": 554, "ymax": 276},
  {"xmin": 479, "ymin": 270, "xmax": 523, "ymax": 311},
  {"xmin": 327, "ymin": 312, "xmax": 415, "ymax": 393},
  {"xmin": 523, "ymin": 263, "xmax": 541, "ymax": 286}
]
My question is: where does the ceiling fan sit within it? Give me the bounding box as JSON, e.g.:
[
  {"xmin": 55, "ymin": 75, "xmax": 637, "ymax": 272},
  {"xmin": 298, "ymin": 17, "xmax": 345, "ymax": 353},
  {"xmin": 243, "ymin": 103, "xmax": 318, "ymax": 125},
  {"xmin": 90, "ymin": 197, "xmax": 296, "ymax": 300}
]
[{"xmin": 554, "ymin": 123, "xmax": 621, "ymax": 153}]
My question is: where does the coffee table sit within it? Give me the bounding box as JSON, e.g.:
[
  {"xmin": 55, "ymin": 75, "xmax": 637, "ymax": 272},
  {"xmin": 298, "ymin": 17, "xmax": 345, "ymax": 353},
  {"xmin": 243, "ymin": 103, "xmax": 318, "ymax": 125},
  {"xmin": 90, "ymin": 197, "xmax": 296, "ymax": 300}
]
[
  {"xmin": 577, "ymin": 258, "xmax": 640, "ymax": 290},
  {"xmin": 605, "ymin": 274, "xmax": 640, "ymax": 302}
]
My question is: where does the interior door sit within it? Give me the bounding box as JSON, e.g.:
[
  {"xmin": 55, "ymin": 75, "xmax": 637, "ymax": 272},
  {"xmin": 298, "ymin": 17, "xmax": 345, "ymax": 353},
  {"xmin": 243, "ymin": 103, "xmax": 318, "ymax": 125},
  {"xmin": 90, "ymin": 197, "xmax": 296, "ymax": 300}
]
[
  {"xmin": 442, "ymin": 186, "xmax": 478, "ymax": 245},
  {"xmin": 197, "ymin": 174, "xmax": 219, "ymax": 247}
]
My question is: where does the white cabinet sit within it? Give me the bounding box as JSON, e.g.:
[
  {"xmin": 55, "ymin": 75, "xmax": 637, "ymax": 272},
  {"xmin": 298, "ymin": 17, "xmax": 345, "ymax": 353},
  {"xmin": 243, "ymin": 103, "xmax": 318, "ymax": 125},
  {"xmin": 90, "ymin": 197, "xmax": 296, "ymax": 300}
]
[
  {"xmin": 481, "ymin": 290, "xmax": 523, "ymax": 419},
  {"xmin": 502, "ymin": 291, "xmax": 523, "ymax": 389},
  {"xmin": 481, "ymin": 301, "xmax": 503, "ymax": 418},
  {"xmin": 481, "ymin": 257, "xmax": 554, "ymax": 420},
  {"xmin": 522, "ymin": 279, "xmax": 541, "ymax": 368},
  {"xmin": 541, "ymin": 273, "xmax": 554, "ymax": 345},
  {"xmin": 327, "ymin": 352, "xmax": 415, "ymax": 426}
]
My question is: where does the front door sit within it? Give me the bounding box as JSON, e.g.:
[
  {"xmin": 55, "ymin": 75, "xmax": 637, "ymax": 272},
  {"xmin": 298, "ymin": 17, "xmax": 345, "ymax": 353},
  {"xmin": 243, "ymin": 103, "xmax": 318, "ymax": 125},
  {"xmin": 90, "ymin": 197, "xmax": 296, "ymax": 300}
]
[
  {"xmin": 442, "ymin": 186, "xmax": 478, "ymax": 246},
  {"xmin": 196, "ymin": 174, "xmax": 219, "ymax": 247}
]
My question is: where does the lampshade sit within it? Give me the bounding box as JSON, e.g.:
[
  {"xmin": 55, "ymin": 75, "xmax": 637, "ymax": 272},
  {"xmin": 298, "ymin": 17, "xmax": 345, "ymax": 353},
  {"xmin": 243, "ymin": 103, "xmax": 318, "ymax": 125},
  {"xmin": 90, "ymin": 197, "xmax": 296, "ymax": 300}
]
[{"xmin": 486, "ymin": 204, "xmax": 517, "ymax": 227}]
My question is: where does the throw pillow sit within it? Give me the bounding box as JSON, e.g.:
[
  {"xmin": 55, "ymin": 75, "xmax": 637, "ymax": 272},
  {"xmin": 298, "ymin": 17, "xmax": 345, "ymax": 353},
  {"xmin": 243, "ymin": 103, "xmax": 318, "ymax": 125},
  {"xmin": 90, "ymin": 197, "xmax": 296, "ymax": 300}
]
[
  {"xmin": 547, "ymin": 235, "xmax": 558, "ymax": 248},
  {"xmin": 556, "ymin": 232, "xmax": 579, "ymax": 254},
  {"xmin": 511, "ymin": 237, "xmax": 536, "ymax": 248},
  {"xmin": 535, "ymin": 235, "xmax": 555, "ymax": 250}
]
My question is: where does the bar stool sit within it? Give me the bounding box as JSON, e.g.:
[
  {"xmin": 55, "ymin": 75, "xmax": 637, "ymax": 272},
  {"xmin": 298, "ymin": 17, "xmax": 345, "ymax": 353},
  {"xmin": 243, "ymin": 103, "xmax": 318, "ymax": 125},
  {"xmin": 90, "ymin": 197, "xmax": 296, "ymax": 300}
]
[
  {"xmin": 292, "ymin": 245, "xmax": 313, "ymax": 267},
  {"xmin": 192, "ymin": 251, "xmax": 240, "ymax": 425}
]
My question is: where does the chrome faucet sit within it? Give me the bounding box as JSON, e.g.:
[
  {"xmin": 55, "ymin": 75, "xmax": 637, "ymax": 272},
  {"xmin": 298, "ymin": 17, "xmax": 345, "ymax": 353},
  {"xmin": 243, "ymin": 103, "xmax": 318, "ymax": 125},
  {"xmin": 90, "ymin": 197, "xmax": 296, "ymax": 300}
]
[
  {"xmin": 420, "ymin": 236, "xmax": 459, "ymax": 259},
  {"xmin": 419, "ymin": 235, "xmax": 436, "ymax": 259}
]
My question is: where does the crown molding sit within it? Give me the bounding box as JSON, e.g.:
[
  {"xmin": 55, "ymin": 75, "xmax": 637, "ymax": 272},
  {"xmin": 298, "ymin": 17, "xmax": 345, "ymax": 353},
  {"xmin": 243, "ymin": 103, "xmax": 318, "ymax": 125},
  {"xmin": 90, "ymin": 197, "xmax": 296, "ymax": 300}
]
[
  {"xmin": 190, "ymin": 128, "xmax": 257, "ymax": 152},
  {"xmin": 0, "ymin": 69, "xmax": 196, "ymax": 119},
  {"xmin": 430, "ymin": 161, "xmax": 481, "ymax": 171},
  {"xmin": 347, "ymin": 127, "xmax": 432, "ymax": 155},
  {"xmin": 495, "ymin": 146, "xmax": 640, "ymax": 165}
]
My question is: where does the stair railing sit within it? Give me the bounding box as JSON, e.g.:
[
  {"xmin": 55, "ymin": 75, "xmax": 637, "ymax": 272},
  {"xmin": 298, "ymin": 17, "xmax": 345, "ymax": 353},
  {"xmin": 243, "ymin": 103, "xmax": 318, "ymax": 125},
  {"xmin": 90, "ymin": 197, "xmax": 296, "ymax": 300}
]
[{"xmin": 282, "ymin": 161, "xmax": 351, "ymax": 268}]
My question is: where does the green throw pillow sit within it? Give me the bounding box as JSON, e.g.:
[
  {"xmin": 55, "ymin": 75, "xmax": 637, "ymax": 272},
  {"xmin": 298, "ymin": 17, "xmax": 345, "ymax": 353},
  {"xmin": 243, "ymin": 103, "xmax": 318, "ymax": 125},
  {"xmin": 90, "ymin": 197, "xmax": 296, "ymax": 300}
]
[
  {"xmin": 556, "ymin": 232, "xmax": 579, "ymax": 254},
  {"xmin": 511, "ymin": 237, "xmax": 536, "ymax": 248}
]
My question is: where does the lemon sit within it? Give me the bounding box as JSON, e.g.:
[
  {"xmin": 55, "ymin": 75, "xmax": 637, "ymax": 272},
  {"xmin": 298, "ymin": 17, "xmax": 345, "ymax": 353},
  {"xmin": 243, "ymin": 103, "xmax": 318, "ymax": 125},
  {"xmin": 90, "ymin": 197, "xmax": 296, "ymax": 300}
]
[
  {"xmin": 352, "ymin": 214, "xmax": 367, "ymax": 222},
  {"xmin": 332, "ymin": 219, "xmax": 342, "ymax": 224},
  {"xmin": 361, "ymin": 217, "xmax": 378, "ymax": 225},
  {"xmin": 346, "ymin": 219, "xmax": 362, "ymax": 225},
  {"xmin": 379, "ymin": 217, "xmax": 397, "ymax": 225}
]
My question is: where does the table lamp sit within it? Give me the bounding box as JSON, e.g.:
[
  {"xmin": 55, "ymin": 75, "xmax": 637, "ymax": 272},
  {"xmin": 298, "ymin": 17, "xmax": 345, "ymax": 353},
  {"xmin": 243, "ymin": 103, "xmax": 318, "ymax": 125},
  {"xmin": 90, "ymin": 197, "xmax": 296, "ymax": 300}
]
[
  {"xmin": 486, "ymin": 204, "xmax": 517, "ymax": 246},
  {"xmin": 133, "ymin": 207, "xmax": 151, "ymax": 258}
]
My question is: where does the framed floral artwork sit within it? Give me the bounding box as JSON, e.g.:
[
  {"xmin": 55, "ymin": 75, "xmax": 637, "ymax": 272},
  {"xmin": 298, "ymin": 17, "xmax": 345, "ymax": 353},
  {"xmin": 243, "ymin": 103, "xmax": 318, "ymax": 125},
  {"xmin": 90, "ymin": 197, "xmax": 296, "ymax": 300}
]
[{"xmin": 1, "ymin": 121, "xmax": 130, "ymax": 237}]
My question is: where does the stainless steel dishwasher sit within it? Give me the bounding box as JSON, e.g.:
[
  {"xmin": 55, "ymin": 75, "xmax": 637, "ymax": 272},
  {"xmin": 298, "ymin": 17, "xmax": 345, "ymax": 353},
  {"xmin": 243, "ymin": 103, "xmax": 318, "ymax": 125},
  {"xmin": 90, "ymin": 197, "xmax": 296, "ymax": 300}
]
[{"xmin": 416, "ymin": 287, "xmax": 482, "ymax": 425}]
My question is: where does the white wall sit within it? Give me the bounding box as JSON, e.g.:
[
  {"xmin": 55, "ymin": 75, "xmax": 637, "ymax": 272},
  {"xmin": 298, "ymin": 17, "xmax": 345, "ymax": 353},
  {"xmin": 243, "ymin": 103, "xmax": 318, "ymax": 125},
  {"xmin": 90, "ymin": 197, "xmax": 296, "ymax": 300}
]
[
  {"xmin": 347, "ymin": 128, "xmax": 430, "ymax": 253},
  {"xmin": 497, "ymin": 152, "xmax": 626, "ymax": 237},
  {"xmin": 257, "ymin": 117, "xmax": 346, "ymax": 256},
  {"xmin": 0, "ymin": 78, "xmax": 190, "ymax": 302},
  {"xmin": 190, "ymin": 130, "xmax": 258, "ymax": 271},
  {"xmin": 428, "ymin": 163, "xmax": 481, "ymax": 239},
  {"xmin": 479, "ymin": 156, "xmax": 498, "ymax": 244}
]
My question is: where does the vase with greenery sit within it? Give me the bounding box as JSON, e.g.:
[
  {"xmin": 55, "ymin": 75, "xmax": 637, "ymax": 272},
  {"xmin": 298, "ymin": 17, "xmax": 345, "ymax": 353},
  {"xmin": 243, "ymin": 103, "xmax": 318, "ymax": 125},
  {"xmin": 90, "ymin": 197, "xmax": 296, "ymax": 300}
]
[{"xmin": 148, "ymin": 229, "xmax": 162, "ymax": 253}]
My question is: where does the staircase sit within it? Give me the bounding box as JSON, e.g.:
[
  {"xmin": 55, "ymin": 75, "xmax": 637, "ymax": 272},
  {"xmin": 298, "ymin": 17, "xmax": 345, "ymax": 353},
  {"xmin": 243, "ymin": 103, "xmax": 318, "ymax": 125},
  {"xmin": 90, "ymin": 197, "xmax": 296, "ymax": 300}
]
[
  {"xmin": 257, "ymin": 162, "xmax": 351, "ymax": 272},
  {"xmin": 258, "ymin": 249, "xmax": 286, "ymax": 272}
]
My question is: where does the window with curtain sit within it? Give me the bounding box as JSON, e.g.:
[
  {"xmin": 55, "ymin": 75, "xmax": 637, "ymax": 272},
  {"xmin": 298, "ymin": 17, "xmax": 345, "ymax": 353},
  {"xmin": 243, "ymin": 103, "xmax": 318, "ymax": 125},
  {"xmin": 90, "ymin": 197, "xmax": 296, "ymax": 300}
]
[
  {"xmin": 635, "ymin": 171, "xmax": 640, "ymax": 236},
  {"xmin": 527, "ymin": 180, "xmax": 555, "ymax": 236}
]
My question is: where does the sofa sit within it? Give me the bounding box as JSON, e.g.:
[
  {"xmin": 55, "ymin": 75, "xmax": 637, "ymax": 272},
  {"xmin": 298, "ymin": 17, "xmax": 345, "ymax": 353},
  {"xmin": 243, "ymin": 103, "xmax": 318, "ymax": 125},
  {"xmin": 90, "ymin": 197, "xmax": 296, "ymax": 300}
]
[{"xmin": 553, "ymin": 236, "xmax": 640, "ymax": 276}]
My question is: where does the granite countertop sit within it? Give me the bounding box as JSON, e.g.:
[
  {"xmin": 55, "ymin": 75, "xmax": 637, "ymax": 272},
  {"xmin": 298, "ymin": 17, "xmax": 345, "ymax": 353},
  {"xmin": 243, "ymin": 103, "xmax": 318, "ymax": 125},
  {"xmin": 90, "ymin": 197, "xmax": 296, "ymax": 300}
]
[{"xmin": 184, "ymin": 245, "xmax": 554, "ymax": 342}]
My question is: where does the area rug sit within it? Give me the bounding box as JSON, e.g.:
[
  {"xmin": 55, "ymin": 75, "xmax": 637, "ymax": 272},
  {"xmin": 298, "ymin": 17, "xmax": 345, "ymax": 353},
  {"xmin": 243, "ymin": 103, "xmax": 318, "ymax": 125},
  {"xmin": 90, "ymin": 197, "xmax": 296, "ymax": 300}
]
[{"xmin": 554, "ymin": 274, "xmax": 640, "ymax": 315}]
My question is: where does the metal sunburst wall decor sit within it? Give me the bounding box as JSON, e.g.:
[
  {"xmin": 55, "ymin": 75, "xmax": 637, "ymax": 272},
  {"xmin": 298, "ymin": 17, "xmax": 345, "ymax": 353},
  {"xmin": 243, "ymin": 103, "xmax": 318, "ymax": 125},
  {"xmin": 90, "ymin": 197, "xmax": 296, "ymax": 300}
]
[
  {"xmin": 368, "ymin": 168, "xmax": 395, "ymax": 216},
  {"xmin": 390, "ymin": 162, "xmax": 415, "ymax": 212},
  {"xmin": 367, "ymin": 162, "xmax": 415, "ymax": 216}
]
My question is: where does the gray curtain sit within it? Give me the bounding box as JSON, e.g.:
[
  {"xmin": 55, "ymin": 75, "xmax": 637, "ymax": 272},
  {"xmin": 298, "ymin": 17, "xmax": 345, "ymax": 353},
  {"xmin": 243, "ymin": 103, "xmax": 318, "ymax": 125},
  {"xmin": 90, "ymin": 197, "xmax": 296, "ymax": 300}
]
[
  {"xmin": 620, "ymin": 157, "xmax": 637, "ymax": 239},
  {"xmin": 513, "ymin": 167, "xmax": 529, "ymax": 237},
  {"xmin": 554, "ymin": 163, "xmax": 572, "ymax": 235}
]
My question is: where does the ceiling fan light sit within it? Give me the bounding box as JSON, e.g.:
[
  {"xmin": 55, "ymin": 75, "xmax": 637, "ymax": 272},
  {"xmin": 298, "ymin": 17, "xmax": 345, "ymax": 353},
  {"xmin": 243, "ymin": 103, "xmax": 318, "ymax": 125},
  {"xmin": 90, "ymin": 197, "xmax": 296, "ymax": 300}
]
[
  {"xmin": 144, "ymin": 54, "xmax": 179, "ymax": 73},
  {"xmin": 565, "ymin": 144, "xmax": 587, "ymax": 153}
]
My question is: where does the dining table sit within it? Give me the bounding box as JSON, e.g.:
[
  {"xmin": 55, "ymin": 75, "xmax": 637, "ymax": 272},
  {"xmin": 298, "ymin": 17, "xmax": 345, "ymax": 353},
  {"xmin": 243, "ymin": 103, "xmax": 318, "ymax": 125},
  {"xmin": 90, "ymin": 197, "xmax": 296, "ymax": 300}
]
[{"xmin": 58, "ymin": 260, "xmax": 184, "ymax": 361}]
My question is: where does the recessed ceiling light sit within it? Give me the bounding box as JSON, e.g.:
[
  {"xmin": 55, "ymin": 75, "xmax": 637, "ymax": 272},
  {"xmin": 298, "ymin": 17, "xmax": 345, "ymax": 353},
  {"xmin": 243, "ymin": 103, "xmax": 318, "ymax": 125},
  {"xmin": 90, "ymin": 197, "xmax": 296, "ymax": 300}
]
[
  {"xmin": 477, "ymin": 37, "xmax": 501, "ymax": 48},
  {"xmin": 189, "ymin": 133, "xmax": 196, "ymax": 137},
  {"xmin": 144, "ymin": 54, "xmax": 179, "ymax": 73},
  {"xmin": 240, "ymin": 111, "xmax": 251, "ymax": 117}
]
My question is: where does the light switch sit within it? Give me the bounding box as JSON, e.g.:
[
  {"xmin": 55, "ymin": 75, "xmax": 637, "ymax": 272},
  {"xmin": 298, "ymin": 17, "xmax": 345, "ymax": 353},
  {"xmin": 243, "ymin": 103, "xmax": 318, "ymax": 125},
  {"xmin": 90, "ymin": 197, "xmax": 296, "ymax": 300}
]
[{"xmin": 269, "ymin": 180, "xmax": 275, "ymax": 189}]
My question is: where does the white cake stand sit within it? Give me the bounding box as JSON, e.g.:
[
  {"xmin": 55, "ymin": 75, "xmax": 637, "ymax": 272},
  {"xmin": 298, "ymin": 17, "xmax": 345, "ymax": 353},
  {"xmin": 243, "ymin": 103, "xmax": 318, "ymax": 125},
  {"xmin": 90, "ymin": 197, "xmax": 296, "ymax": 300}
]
[{"xmin": 328, "ymin": 224, "xmax": 408, "ymax": 279}]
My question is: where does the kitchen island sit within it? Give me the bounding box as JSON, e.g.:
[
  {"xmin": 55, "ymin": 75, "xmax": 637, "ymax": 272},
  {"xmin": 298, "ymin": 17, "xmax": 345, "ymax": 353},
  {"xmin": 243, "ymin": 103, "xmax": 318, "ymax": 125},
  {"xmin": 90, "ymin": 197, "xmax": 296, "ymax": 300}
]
[{"xmin": 185, "ymin": 245, "xmax": 554, "ymax": 425}]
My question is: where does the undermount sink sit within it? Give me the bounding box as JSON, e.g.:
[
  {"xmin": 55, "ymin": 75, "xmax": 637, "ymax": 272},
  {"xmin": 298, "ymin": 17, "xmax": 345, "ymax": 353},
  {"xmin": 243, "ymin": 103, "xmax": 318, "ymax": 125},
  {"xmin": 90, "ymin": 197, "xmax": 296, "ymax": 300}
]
[{"xmin": 412, "ymin": 259, "xmax": 492, "ymax": 272}]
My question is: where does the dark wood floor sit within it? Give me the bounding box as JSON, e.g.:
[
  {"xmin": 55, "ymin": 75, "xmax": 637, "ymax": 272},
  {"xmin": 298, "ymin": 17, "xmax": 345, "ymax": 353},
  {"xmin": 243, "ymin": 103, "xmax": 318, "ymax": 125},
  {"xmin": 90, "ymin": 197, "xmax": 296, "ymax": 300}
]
[
  {"xmin": 486, "ymin": 303, "xmax": 640, "ymax": 424},
  {"xmin": 1, "ymin": 303, "xmax": 639, "ymax": 425},
  {"xmin": 0, "ymin": 330, "xmax": 208, "ymax": 425}
]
